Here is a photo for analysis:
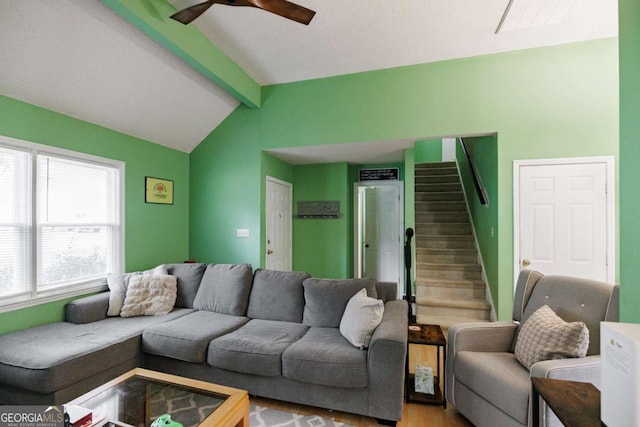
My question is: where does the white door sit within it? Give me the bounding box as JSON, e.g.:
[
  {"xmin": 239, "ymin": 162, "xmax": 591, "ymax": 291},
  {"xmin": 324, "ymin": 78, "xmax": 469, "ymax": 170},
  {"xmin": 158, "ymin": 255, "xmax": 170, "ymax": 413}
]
[
  {"xmin": 265, "ymin": 176, "xmax": 292, "ymax": 271},
  {"xmin": 442, "ymin": 138, "xmax": 457, "ymax": 161},
  {"xmin": 361, "ymin": 186, "xmax": 381, "ymax": 279},
  {"xmin": 515, "ymin": 157, "xmax": 614, "ymax": 285},
  {"xmin": 356, "ymin": 182, "xmax": 404, "ymax": 297}
]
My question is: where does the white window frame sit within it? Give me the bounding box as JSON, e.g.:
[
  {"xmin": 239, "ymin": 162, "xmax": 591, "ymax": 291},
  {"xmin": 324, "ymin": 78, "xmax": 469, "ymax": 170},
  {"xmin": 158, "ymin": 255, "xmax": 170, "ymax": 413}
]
[{"xmin": 0, "ymin": 135, "xmax": 125, "ymax": 312}]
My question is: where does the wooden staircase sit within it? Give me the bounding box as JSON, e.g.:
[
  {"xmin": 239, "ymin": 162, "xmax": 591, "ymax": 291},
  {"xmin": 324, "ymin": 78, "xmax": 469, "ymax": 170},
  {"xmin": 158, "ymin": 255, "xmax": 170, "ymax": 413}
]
[{"xmin": 414, "ymin": 162, "xmax": 492, "ymax": 330}]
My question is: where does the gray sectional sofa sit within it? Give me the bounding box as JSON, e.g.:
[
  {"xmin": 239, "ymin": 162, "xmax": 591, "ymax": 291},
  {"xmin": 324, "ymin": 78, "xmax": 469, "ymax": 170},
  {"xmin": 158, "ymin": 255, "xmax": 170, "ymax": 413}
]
[{"xmin": 0, "ymin": 263, "xmax": 408, "ymax": 425}]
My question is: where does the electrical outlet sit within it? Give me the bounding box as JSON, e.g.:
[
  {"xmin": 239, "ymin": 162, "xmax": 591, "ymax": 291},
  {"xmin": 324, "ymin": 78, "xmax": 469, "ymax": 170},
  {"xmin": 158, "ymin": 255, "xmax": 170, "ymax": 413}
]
[{"xmin": 236, "ymin": 229, "xmax": 250, "ymax": 238}]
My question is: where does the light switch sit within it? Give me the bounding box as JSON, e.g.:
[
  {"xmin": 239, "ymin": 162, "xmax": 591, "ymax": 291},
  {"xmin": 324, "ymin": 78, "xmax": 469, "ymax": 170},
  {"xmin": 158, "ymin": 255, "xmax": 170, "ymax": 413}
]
[{"xmin": 236, "ymin": 229, "xmax": 250, "ymax": 238}]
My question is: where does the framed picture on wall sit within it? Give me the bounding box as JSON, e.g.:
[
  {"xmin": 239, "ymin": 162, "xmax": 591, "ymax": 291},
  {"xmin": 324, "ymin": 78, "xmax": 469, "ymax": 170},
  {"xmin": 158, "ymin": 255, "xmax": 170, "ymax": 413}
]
[{"xmin": 145, "ymin": 176, "xmax": 174, "ymax": 205}]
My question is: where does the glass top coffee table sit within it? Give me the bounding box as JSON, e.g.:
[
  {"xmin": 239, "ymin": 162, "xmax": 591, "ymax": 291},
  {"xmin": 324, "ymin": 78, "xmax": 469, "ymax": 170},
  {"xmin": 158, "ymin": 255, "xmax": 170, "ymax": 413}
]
[{"xmin": 66, "ymin": 368, "xmax": 249, "ymax": 427}]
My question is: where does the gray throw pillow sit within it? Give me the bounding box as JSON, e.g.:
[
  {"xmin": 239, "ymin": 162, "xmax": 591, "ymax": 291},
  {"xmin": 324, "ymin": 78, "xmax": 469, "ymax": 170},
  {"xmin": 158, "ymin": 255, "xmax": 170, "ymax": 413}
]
[
  {"xmin": 193, "ymin": 264, "xmax": 253, "ymax": 315},
  {"xmin": 163, "ymin": 263, "xmax": 206, "ymax": 308},
  {"xmin": 514, "ymin": 305, "xmax": 589, "ymax": 369},
  {"xmin": 302, "ymin": 278, "xmax": 377, "ymax": 327},
  {"xmin": 247, "ymin": 269, "xmax": 310, "ymax": 322}
]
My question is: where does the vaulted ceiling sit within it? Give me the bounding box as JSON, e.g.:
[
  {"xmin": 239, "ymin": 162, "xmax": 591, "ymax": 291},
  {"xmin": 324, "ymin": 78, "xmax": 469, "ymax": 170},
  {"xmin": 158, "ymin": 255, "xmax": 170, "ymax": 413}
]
[{"xmin": 0, "ymin": 0, "xmax": 617, "ymax": 154}]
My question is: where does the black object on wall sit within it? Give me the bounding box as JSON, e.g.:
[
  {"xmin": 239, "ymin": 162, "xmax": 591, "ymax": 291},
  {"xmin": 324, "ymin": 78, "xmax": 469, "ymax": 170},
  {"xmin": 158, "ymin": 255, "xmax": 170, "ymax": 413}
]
[{"xmin": 404, "ymin": 228, "xmax": 416, "ymax": 323}]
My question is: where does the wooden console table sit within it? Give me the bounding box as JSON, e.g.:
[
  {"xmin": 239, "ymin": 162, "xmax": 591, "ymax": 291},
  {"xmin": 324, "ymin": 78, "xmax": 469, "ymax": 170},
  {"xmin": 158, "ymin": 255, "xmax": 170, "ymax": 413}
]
[{"xmin": 531, "ymin": 377, "xmax": 603, "ymax": 427}]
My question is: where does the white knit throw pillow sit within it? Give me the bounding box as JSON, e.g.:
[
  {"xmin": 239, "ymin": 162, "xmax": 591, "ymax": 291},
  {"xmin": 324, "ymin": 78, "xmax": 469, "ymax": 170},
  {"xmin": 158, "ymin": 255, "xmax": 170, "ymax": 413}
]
[
  {"xmin": 120, "ymin": 274, "xmax": 177, "ymax": 318},
  {"xmin": 339, "ymin": 288, "xmax": 384, "ymax": 349}
]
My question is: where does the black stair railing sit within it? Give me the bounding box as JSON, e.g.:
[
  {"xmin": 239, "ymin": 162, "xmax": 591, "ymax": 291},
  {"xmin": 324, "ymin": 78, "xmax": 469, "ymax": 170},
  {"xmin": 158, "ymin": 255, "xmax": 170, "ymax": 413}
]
[
  {"xmin": 459, "ymin": 137, "xmax": 489, "ymax": 206},
  {"xmin": 404, "ymin": 227, "xmax": 416, "ymax": 323}
]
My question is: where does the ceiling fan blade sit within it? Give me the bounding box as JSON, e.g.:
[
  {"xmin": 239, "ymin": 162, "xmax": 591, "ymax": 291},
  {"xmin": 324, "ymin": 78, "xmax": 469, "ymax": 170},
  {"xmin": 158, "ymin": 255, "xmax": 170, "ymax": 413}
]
[
  {"xmin": 170, "ymin": 0, "xmax": 316, "ymax": 26},
  {"xmin": 170, "ymin": 1, "xmax": 215, "ymax": 25},
  {"xmin": 248, "ymin": 0, "xmax": 316, "ymax": 25}
]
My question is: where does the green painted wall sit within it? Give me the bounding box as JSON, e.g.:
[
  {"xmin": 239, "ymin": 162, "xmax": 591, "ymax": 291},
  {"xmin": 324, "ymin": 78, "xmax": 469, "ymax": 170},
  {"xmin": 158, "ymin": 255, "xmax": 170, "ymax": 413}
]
[
  {"xmin": 619, "ymin": 0, "xmax": 640, "ymax": 322},
  {"xmin": 292, "ymin": 163, "xmax": 350, "ymax": 278},
  {"xmin": 415, "ymin": 139, "xmax": 443, "ymax": 163},
  {"xmin": 0, "ymin": 95, "xmax": 190, "ymax": 333},
  {"xmin": 456, "ymin": 136, "xmax": 499, "ymax": 308},
  {"xmin": 190, "ymin": 38, "xmax": 618, "ymax": 319}
]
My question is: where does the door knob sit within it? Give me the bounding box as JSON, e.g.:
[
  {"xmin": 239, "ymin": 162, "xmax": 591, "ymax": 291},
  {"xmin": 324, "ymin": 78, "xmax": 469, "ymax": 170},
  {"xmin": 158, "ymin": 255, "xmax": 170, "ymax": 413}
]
[
  {"xmin": 364, "ymin": 243, "xmax": 370, "ymax": 248},
  {"xmin": 522, "ymin": 259, "xmax": 531, "ymax": 267},
  {"xmin": 267, "ymin": 249, "xmax": 273, "ymax": 255}
]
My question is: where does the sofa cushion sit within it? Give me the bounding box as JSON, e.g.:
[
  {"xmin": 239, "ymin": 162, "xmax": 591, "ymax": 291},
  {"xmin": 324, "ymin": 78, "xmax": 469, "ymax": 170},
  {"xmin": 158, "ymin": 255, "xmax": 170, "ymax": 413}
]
[
  {"xmin": 339, "ymin": 288, "xmax": 384, "ymax": 349},
  {"xmin": 142, "ymin": 311, "xmax": 250, "ymax": 363},
  {"xmin": 302, "ymin": 278, "xmax": 377, "ymax": 328},
  {"xmin": 207, "ymin": 319, "xmax": 308, "ymax": 376},
  {"xmin": 282, "ymin": 327, "xmax": 368, "ymax": 388},
  {"xmin": 454, "ymin": 351, "xmax": 530, "ymax": 425},
  {"xmin": 514, "ymin": 305, "xmax": 589, "ymax": 369},
  {"xmin": 163, "ymin": 263, "xmax": 206, "ymax": 308},
  {"xmin": 193, "ymin": 264, "xmax": 253, "ymax": 316},
  {"xmin": 120, "ymin": 274, "xmax": 177, "ymax": 318},
  {"xmin": 0, "ymin": 309, "xmax": 192, "ymax": 394},
  {"xmin": 247, "ymin": 269, "xmax": 310, "ymax": 322}
]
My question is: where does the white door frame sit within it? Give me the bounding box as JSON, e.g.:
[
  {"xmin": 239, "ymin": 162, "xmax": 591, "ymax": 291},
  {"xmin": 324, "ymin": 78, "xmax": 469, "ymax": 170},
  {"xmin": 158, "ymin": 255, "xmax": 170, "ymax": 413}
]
[
  {"xmin": 353, "ymin": 180, "xmax": 404, "ymax": 297},
  {"xmin": 513, "ymin": 156, "xmax": 615, "ymax": 287},
  {"xmin": 265, "ymin": 176, "xmax": 293, "ymax": 270}
]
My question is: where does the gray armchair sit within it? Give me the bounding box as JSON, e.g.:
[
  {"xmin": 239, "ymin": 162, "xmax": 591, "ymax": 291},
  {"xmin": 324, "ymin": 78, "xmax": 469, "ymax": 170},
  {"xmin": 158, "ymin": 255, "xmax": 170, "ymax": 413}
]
[{"xmin": 446, "ymin": 269, "xmax": 619, "ymax": 427}]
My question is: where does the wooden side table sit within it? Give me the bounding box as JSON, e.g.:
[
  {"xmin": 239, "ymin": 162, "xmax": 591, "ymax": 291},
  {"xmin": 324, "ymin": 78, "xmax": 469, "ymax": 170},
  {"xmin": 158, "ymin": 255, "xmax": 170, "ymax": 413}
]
[
  {"xmin": 531, "ymin": 377, "xmax": 602, "ymax": 427},
  {"xmin": 405, "ymin": 323, "xmax": 446, "ymax": 408}
]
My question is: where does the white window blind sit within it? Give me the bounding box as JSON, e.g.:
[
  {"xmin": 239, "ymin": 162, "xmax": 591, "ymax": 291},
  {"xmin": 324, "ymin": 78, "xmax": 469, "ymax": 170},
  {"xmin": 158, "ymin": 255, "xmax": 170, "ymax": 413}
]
[
  {"xmin": 37, "ymin": 155, "xmax": 119, "ymax": 290},
  {"xmin": 0, "ymin": 147, "xmax": 31, "ymax": 299},
  {"xmin": 0, "ymin": 138, "xmax": 123, "ymax": 309}
]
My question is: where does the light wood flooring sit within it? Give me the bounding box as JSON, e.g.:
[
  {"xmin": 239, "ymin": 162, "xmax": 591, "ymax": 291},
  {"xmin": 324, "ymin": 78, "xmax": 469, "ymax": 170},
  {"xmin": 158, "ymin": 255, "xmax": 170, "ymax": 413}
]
[{"xmin": 250, "ymin": 344, "xmax": 472, "ymax": 427}]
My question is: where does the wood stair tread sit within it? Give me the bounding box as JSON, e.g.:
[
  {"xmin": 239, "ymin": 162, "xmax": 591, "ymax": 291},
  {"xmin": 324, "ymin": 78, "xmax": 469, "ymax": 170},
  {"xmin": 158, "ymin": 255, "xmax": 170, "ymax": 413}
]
[
  {"xmin": 416, "ymin": 248, "xmax": 477, "ymax": 253},
  {"xmin": 417, "ymin": 297, "xmax": 491, "ymax": 310},
  {"xmin": 416, "ymin": 262, "xmax": 481, "ymax": 271},
  {"xmin": 416, "ymin": 314, "xmax": 492, "ymax": 330},
  {"xmin": 416, "ymin": 278, "xmax": 485, "ymax": 288},
  {"xmin": 415, "ymin": 235, "xmax": 473, "ymax": 239}
]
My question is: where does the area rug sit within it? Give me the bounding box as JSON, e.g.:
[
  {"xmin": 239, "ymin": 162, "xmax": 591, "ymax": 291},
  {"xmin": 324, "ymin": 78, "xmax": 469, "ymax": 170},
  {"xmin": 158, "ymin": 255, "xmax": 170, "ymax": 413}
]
[
  {"xmin": 250, "ymin": 405, "xmax": 355, "ymax": 427},
  {"xmin": 147, "ymin": 383, "xmax": 353, "ymax": 427}
]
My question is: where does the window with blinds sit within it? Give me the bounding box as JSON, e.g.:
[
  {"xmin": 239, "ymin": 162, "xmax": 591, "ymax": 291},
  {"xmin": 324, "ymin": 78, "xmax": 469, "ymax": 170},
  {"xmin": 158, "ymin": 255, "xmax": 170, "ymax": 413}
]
[{"xmin": 0, "ymin": 138, "xmax": 123, "ymax": 309}]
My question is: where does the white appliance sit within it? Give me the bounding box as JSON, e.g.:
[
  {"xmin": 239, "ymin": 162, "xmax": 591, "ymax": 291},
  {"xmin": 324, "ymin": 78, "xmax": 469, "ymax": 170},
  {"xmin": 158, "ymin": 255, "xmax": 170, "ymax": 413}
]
[{"xmin": 601, "ymin": 322, "xmax": 640, "ymax": 427}]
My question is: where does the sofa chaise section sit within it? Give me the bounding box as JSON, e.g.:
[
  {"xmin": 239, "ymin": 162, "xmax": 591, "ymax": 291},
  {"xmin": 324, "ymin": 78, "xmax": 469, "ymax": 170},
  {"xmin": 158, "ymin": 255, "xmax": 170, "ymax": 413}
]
[
  {"xmin": 0, "ymin": 301, "xmax": 192, "ymax": 404},
  {"xmin": 0, "ymin": 262, "xmax": 205, "ymax": 405}
]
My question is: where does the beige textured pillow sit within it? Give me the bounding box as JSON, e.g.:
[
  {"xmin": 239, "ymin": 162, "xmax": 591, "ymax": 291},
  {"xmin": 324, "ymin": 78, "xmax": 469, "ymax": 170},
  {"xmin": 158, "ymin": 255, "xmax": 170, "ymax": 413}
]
[
  {"xmin": 514, "ymin": 305, "xmax": 589, "ymax": 369},
  {"xmin": 106, "ymin": 265, "xmax": 168, "ymax": 316},
  {"xmin": 120, "ymin": 274, "xmax": 177, "ymax": 318}
]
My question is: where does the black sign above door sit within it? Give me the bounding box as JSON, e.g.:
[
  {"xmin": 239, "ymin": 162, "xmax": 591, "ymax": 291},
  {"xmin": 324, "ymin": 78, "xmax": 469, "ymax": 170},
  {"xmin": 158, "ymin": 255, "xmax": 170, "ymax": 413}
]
[{"xmin": 359, "ymin": 168, "xmax": 399, "ymax": 181}]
